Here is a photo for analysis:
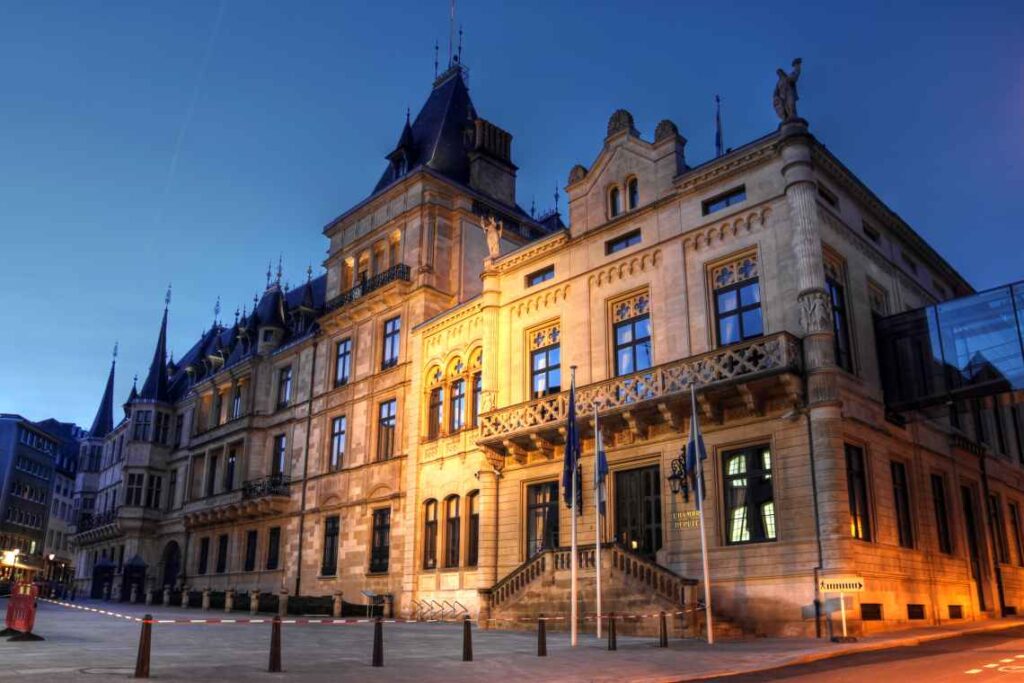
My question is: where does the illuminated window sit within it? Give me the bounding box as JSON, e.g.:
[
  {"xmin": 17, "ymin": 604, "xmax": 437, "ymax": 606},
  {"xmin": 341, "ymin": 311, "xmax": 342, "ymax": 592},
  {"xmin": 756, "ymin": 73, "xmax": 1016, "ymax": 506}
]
[
  {"xmin": 423, "ymin": 500, "xmax": 438, "ymax": 570},
  {"xmin": 722, "ymin": 445, "xmax": 776, "ymax": 544},
  {"xmin": 330, "ymin": 416, "xmax": 346, "ymax": 471},
  {"xmin": 450, "ymin": 379, "xmax": 466, "ymax": 432},
  {"xmin": 444, "ymin": 495, "xmax": 461, "ymax": 568},
  {"xmin": 845, "ymin": 444, "xmax": 872, "ymax": 541},
  {"xmin": 467, "ymin": 490, "xmax": 480, "ymax": 567}
]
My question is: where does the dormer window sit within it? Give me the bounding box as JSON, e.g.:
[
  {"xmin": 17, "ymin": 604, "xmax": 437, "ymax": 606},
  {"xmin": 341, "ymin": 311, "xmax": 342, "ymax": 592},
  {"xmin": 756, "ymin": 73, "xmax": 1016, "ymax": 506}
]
[
  {"xmin": 627, "ymin": 177, "xmax": 639, "ymax": 211},
  {"xmin": 609, "ymin": 186, "xmax": 621, "ymax": 218},
  {"xmin": 397, "ymin": 156, "xmax": 408, "ymax": 177}
]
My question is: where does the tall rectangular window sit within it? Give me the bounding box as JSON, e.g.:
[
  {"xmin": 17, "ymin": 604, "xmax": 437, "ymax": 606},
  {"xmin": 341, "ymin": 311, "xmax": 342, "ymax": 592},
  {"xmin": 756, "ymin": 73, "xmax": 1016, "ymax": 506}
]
[
  {"xmin": 423, "ymin": 500, "xmax": 438, "ymax": 570},
  {"xmin": 335, "ymin": 338, "xmax": 352, "ymax": 386},
  {"xmin": 825, "ymin": 257, "xmax": 853, "ymax": 372},
  {"xmin": 712, "ymin": 255, "xmax": 762, "ymax": 346},
  {"xmin": 931, "ymin": 474, "xmax": 953, "ymax": 554},
  {"xmin": 231, "ymin": 388, "xmax": 242, "ymax": 420},
  {"xmin": 215, "ymin": 534, "xmax": 228, "ymax": 574},
  {"xmin": 845, "ymin": 444, "xmax": 872, "ymax": 541},
  {"xmin": 167, "ymin": 470, "xmax": 177, "ymax": 511},
  {"xmin": 370, "ymin": 508, "xmax": 391, "ymax": 573},
  {"xmin": 449, "ymin": 379, "xmax": 466, "ymax": 432},
  {"xmin": 266, "ymin": 527, "xmax": 281, "ymax": 570},
  {"xmin": 277, "ymin": 366, "xmax": 292, "ymax": 409},
  {"xmin": 197, "ymin": 537, "xmax": 210, "ymax": 575},
  {"xmin": 173, "ymin": 414, "xmax": 184, "ymax": 449},
  {"xmin": 444, "ymin": 496, "xmax": 461, "ymax": 568},
  {"xmin": 244, "ymin": 529, "xmax": 258, "ymax": 572},
  {"xmin": 156, "ymin": 412, "xmax": 171, "ymax": 444},
  {"xmin": 321, "ymin": 516, "xmax": 340, "ymax": 576},
  {"xmin": 891, "ymin": 461, "xmax": 914, "ymax": 548},
  {"xmin": 530, "ymin": 344, "xmax": 561, "ymax": 399},
  {"xmin": 330, "ymin": 416, "xmax": 347, "ymax": 471},
  {"xmin": 613, "ymin": 312, "xmax": 651, "ymax": 377},
  {"xmin": 989, "ymin": 494, "xmax": 1011, "ymax": 564},
  {"xmin": 377, "ymin": 400, "xmax": 397, "ymax": 461},
  {"xmin": 211, "ymin": 393, "xmax": 223, "ymax": 427},
  {"xmin": 133, "ymin": 410, "xmax": 152, "ymax": 441},
  {"xmin": 471, "ymin": 372, "xmax": 482, "ymax": 427},
  {"xmin": 206, "ymin": 454, "xmax": 218, "ymax": 497},
  {"xmin": 272, "ymin": 435, "xmax": 287, "ymax": 477},
  {"xmin": 145, "ymin": 475, "xmax": 162, "ymax": 509},
  {"xmin": 126, "ymin": 473, "xmax": 143, "ymax": 507},
  {"xmin": 382, "ymin": 317, "xmax": 401, "ymax": 369},
  {"xmin": 722, "ymin": 445, "xmax": 776, "ymax": 544},
  {"xmin": 467, "ymin": 491, "xmax": 480, "ymax": 567},
  {"xmin": 1010, "ymin": 503, "xmax": 1024, "ymax": 567},
  {"xmin": 427, "ymin": 387, "xmax": 444, "ymax": 441},
  {"xmin": 525, "ymin": 481, "xmax": 559, "ymax": 558},
  {"xmin": 225, "ymin": 448, "xmax": 237, "ymax": 492}
]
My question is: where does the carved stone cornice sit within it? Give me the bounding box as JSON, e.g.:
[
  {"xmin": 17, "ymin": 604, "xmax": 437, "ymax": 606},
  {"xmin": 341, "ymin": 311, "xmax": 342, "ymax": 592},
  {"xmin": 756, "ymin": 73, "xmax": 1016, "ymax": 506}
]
[
  {"xmin": 674, "ymin": 137, "xmax": 777, "ymax": 194},
  {"xmin": 510, "ymin": 283, "xmax": 571, "ymax": 319},
  {"xmin": 682, "ymin": 205, "xmax": 773, "ymax": 252},
  {"xmin": 588, "ymin": 249, "xmax": 661, "ymax": 288},
  {"xmin": 493, "ymin": 231, "xmax": 570, "ymax": 273}
]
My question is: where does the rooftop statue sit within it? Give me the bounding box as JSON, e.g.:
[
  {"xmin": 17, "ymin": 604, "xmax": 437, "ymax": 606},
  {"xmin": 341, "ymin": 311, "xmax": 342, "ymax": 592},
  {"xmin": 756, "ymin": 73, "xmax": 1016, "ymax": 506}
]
[
  {"xmin": 483, "ymin": 215, "xmax": 504, "ymax": 261},
  {"xmin": 773, "ymin": 58, "xmax": 803, "ymax": 122}
]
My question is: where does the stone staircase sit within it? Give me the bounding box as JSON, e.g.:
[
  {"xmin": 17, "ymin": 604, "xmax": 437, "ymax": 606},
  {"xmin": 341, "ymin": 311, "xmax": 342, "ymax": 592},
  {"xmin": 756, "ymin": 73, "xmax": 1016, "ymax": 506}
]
[{"xmin": 480, "ymin": 543, "xmax": 747, "ymax": 638}]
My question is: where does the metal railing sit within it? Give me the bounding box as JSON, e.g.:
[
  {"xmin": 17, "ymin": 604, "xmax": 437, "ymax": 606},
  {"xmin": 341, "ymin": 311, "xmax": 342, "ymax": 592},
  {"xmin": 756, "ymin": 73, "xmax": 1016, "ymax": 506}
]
[
  {"xmin": 75, "ymin": 507, "xmax": 120, "ymax": 532},
  {"xmin": 479, "ymin": 331, "xmax": 801, "ymax": 441},
  {"xmin": 326, "ymin": 263, "xmax": 411, "ymax": 311},
  {"xmin": 241, "ymin": 474, "xmax": 291, "ymax": 500}
]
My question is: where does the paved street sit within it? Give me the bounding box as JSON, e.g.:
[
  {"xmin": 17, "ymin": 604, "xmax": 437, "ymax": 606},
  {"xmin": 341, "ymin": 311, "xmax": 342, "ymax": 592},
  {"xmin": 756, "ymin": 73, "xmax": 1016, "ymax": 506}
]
[
  {"xmin": 1, "ymin": 598, "xmax": 1022, "ymax": 682},
  {"xmin": 703, "ymin": 626, "xmax": 1024, "ymax": 682}
]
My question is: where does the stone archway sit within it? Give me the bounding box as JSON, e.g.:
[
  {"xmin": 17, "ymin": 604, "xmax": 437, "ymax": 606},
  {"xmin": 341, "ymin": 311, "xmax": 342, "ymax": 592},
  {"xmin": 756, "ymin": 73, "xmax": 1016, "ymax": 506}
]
[{"xmin": 161, "ymin": 541, "xmax": 181, "ymax": 589}]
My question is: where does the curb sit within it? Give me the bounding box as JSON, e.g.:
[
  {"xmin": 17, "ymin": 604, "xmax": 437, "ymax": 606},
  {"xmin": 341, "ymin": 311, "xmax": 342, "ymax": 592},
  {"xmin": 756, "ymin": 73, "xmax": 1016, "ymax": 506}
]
[{"xmin": 677, "ymin": 619, "xmax": 1024, "ymax": 682}]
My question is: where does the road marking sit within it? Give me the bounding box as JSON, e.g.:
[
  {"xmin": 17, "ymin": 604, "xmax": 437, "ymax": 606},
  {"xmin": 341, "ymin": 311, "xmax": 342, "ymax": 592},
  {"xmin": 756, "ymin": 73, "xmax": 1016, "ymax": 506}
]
[
  {"xmin": 986, "ymin": 663, "xmax": 1000, "ymax": 668},
  {"xmin": 965, "ymin": 670, "xmax": 983, "ymax": 675},
  {"xmin": 1002, "ymin": 658, "xmax": 1015, "ymax": 663}
]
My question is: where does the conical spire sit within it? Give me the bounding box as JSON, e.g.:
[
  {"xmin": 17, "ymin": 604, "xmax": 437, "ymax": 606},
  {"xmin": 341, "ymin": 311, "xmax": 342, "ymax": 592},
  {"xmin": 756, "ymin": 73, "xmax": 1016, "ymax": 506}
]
[
  {"xmin": 139, "ymin": 286, "xmax": 171, "ymax": 402},
  {"xmin": 89, "ymin": 343, "xmax": 117, "ymax": 438}
]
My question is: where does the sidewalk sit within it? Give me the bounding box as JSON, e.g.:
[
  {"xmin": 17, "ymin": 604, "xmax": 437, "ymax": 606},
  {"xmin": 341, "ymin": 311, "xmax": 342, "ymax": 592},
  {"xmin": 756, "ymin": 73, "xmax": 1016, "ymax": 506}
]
[{"xmin": 2, "ymin": 597, "xmax": 1022, "ymax": 682}]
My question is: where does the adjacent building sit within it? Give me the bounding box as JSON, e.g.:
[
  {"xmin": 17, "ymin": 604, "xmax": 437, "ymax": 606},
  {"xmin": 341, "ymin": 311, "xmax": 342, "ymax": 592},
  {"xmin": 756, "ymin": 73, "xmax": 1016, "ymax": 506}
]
[
  {"xmin": 68, "ymin": 56, "xmax": 1024, "ymax": 637},
  {"xmin": 35, "ymin": 418, "xmax": 85, "ymax": 587}
]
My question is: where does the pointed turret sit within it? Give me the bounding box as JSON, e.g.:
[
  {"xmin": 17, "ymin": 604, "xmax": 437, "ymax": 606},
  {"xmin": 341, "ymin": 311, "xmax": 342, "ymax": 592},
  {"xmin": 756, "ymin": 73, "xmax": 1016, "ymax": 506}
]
[
  {"xmin": 139, "ymin": 288, "xmax": 171, "ymax": 402},
  {"xmin": 89, "ymin": 347, "xmax": 117, "ymax": 439}
]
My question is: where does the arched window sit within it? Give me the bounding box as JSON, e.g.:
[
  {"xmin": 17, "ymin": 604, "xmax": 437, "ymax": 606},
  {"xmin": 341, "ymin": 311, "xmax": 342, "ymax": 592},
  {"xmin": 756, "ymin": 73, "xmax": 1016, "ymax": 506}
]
[
  {"xmin": 449, "ymin": 378, "xmax": 466, "ymax": 432},
  {"xmin": 466, "ymin": 490, "xmax": 480, "ymax": 567},
  {"xmin": 609, "ymin": 186, "xmax": 621, "ymax": 218},
  {"xmin": 444, "ymin": 495, "xmax": 461, "ymax": 568},
  {"xmin": 423, "ymin": 499, "xmax": 438, "ymax": 569},
  {"xmin": 425, "ymin": 365, "xmax": 444, "ymax": 441},
  {"xmin": 627, "ymin": 177, "xmax": 639, "ymax": 210}
]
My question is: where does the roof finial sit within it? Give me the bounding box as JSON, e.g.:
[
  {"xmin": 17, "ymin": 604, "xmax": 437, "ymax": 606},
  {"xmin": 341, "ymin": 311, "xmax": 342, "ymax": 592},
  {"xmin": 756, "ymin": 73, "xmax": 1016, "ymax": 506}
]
[
  {"xmin": 164, "ymin": 283, "xmax": 172, "ymax": 309},
  {"xmin": 448, "ymin": 0, "xmax": 456, "ymax": 67},
  {"xmin": 714, "ymin": 94, "xmax": 724, "ymax": 158},
  {"xmin": 266, "ymin": 261, "xmax": 272, "ymax": 289},
  {"xmin": 306, "ymin": 264, "xmax": 313, "ymax": 282},
  {"xmin": 530, "ymin": 196, "xmax": 536, "ymax": 217},
  {"xmin": 554, "ymin": 184, "xmax": 560, "ymax": 214},
  {"xmin": 213, "ymin": 295, "xmax": 221, "ymax": 325},
  {"xmin": 132, "ymin": 373, "xmax": 138, "ymax": 389},
  {"xmin": 276, "ymin": 254, "xmax": 283, "ymax": 285},
  {"xmin": 434, "ymin": 40, "xmax": 439, "ymax": 78},
  {"xmin": 457, "ymin": 24, "xmax": 463, "ymax": 64},
  {"xmin": 112, "ymin": 341, "xmax": 118, "ymax": 363},
  {"xmin": 253, "ymin": 292, "xmax": 259, "ymax": 308},
  {"xmin": 234, "ymin": 306, "xmax": 240, "ymax": 325}
]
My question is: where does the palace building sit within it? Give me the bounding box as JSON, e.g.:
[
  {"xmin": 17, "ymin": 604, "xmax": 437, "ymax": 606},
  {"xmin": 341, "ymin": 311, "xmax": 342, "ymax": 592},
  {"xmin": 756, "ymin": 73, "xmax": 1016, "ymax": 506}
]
[{"xmin": 70, "ymin": 57, "xmax": 1024, "ymax": 637}]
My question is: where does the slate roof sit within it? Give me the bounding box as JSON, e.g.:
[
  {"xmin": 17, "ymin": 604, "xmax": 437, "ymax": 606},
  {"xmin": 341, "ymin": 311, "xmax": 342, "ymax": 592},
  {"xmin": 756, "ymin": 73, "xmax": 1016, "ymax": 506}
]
[{"xmin": 88, "ymin": 359, "xmax": 116, "ymax": 438}]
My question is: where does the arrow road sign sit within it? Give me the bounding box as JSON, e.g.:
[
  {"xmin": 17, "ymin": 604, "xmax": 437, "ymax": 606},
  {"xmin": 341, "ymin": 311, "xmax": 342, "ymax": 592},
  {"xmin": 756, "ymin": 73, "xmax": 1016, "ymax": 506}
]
[{"xmin": 818, "ymin": 576, "xmax": 865, "ymax": 593}]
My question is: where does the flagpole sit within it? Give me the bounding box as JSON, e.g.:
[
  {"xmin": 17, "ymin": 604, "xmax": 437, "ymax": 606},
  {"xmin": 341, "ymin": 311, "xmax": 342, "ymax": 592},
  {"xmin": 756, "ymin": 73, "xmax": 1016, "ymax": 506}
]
[
  {"xmin": 570, "ymin": 367, "xmax": 578, "ymax": 648},
  {"xmin": 691, "ymin": 385, "xmax": 714, "ymax": 645},
  {"xmin": 594, "ymin": 405, "xmax": 602, "ymax": 640}
]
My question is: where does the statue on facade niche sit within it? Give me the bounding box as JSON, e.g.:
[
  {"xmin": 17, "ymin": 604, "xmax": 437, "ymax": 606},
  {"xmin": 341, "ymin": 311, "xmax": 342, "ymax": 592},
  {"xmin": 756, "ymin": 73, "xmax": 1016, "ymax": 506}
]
[
  {"xmin": 483, "ymin": 215, "xmax": 503, "ymax": 260},
  {"xmin": 773, "ymin": 58, "xmax": 803, "ymax": 122}
]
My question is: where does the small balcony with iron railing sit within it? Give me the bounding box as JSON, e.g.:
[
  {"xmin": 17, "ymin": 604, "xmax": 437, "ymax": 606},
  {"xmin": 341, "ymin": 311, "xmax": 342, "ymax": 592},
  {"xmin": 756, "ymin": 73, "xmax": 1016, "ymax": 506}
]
[
  {"xmin": 477, "ymin": 331, "xmax": 802, "ymax": 457},
  {"xmin": 326, "ymin": 263, "xmax": 411, "ymax": 312},
  {"xmin": 183, "ymin": 475, "xmax": 293, "ymax": 530},
  {"xmin": 72, "ymin": 507, "xmax": 122, "ymax": 544}
]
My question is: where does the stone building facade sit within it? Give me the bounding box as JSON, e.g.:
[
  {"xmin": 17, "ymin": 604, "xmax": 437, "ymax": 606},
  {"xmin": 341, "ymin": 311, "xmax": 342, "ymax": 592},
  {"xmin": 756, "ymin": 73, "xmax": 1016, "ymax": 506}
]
[{"xmin": 70, "ymin": 60, "xmax": 1024, "ymax": 637}]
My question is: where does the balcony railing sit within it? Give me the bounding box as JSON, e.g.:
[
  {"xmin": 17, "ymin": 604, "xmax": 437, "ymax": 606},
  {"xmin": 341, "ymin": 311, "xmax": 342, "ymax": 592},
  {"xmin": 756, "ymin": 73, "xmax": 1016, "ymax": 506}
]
[
  {"xmin": 326, "ymin": 263, "xmax": 411, "ymax": 311},
  {"xmin": 241, "ymin": 474, "xmax": 291, "ymax": 500},
  {"xmin": 479, "ymin": 332, "xmax": 801, "ymax": 442},
  {"xmin": 76, "ymin": 507, "xmax": 119, "ymax": 532}
]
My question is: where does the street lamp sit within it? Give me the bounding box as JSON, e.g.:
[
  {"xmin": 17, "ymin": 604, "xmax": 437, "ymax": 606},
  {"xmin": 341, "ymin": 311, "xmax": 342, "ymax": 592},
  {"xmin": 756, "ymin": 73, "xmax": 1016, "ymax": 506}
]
[{"xmin": 667, "ymin": 447, "xmax": 686, "ymax": 496}]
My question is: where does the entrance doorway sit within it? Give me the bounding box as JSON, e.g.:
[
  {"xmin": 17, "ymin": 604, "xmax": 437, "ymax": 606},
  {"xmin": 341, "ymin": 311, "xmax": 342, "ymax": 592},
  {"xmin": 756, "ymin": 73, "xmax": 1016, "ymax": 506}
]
[
  {"xmin": 615, "ymin": 465, "xmax": 662, "ymax": 559},
  {"xmin": 161, "ymin": 541, "xmax": 181, "ymax": 589}
]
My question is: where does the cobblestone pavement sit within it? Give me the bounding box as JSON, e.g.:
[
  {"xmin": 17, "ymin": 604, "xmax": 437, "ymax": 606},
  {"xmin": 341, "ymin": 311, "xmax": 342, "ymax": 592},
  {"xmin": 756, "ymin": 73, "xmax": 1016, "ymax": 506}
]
[{"xmin": 0, "ymin": 598, "xmax": 1021, "ymax": 682}]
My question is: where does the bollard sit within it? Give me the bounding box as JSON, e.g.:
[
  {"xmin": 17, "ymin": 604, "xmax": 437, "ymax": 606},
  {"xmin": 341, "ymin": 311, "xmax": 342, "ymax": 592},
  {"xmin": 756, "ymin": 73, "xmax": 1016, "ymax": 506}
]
[
  {"xmin": 181, "ymin": 587, "xmax": 189, "ymax": 609},
  {"xmin": 659, "ymin": 610, "xmax": 668, "ymax": 648},
  {"xmin": 278, "ymin": 589, "xmax": 289, "ymax": 617},
  {"xmin": 134, "ymin": 614, "xmax": 152, "ymax": 679},
  {"xmin": 607, "ymin": 613, "xmax": 617, "ymax": 651},
  {"xmin": 268, "ymin": 615, "xmax": 282, "ymax": 673},
  {"xmin": 371, "ymin": 617, "xmax": 384, "ymax": 667},
  {"xmin": 163, "ymin": 587, "xmax": 170, "ymax": 607},
  {"xmin": 250, "ymin": 590, "xmax": 260, "ymax": 615},
  {"xmin": 201, "ymin": 588, "xmax": 211, "ymax": 611},
  {"xmin": 332, "ymin": 592, "xmax": 343, "ymax": 618},
  {"xmin": 225, "ymin": 589, "xmax": 235, "ymax": 613},
  {"xmin": 130, "ymin": 585, "xmax": 138, "ymax": 604},
  {"xmin": 537, "ymin": 614, "xmax": 547, "ymax": 657},
  {"xmin": 145, "ymin": 588, "xmax": 153, "ymax": 606},
  {"xmin": 462, "ymin": 615, "xmax": 473, "ymax": 662}
]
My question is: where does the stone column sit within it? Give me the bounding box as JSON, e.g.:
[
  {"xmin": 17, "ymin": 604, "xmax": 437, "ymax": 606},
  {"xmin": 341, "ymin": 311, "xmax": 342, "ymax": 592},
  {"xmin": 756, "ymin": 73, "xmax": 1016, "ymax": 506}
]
[
  {"xmin": 130, "ymin": 584, "xmax": 138, "ymax": 604},
  {"xmin": 201, "ymin": 588, "xmax": 211, "ymax": 610},
  {"xmin": 181, "ymin": 586, "xmax": 190, "ymax": 608},
  {"xmin": 476, "ymin": 468, "xmax": 500, "ymax": 589},
  {"xmin": 250, "ymin": 590, "xmax": 260, "ymax": 615},
  {"xmin": 332, "ymin": 592, "xmax": 343, "ymax": 618},
  {"xmin": 163, "ymin": 586, "xmax": 171, "ymax": 606},
  {"xmin": 225, "ymin": 588, "xmax": 235, "ymax": 613},
  {"xmin": 779, "ymin": 119, "xmax": 850, "ymax": 573}
]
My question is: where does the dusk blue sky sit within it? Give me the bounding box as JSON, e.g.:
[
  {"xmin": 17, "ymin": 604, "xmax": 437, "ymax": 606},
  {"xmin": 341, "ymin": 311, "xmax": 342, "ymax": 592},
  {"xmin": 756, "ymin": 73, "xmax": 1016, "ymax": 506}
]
[{"xmin": 1, "ymin": 0, "xmax": 1021, "ymax": 428}]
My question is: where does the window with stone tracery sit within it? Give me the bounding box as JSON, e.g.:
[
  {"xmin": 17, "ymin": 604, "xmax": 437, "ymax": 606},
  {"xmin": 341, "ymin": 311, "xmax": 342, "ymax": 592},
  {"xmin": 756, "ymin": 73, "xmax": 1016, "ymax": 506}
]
[
  {"xmin": 528, "ymin": 323, "xmax": 561, "ymax": 399},
  {"xmin": 611, "ymin": 291, "xmax": 652, "ymax": 377},
  {"xmin": 711, "ymin": 252, "xmax": 762, "ymax": 347}
]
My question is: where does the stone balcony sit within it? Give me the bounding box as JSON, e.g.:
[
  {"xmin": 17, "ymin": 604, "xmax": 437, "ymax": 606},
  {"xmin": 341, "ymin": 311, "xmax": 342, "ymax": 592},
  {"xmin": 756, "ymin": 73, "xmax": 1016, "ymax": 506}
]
[
  {"xmin": 72, "ymin": 508, "xmax": 122, "ymax": 544},
  {"xmin": 477, "ymin": 332, "xmax": 802, "ymax": 457},
  {"xmin": 182, "ymin": 475, "xmax": 292, "ymax": 530}
]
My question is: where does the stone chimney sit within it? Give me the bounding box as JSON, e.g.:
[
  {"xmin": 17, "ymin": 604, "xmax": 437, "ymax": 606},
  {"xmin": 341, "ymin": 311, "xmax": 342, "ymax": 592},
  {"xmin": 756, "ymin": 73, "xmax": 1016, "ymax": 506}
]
[{"xmin": 468, "ymin": 118, "xmax": 517, "ymax": 206}]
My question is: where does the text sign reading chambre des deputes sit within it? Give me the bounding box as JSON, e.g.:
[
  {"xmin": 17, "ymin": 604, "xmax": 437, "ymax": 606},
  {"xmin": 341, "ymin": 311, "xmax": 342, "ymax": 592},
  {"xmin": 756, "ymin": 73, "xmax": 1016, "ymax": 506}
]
[{"xmin": 818, "ymin": 576, "xmax": 865, "ymax": 593}]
